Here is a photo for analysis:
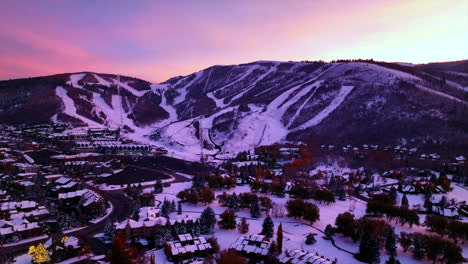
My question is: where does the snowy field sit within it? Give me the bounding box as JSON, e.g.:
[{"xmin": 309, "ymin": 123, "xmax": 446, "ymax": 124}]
[{"xmin": 146, "ymin": 174, "xmax": 468, "ymax": 264}]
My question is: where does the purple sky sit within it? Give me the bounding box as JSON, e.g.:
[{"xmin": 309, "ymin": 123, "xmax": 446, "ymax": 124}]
[{"xmin": 1, "ymin": 0, "xmax": 467, "ymax": 82}]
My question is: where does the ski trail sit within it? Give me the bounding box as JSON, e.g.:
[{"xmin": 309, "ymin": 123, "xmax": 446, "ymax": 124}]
[
  {"xmin": 228, "ymin": 63, "xmax": 279, "ymax": 105},
  {"xmin": 290, "ymin": 85, "xmax": 355, "ymax": 132},
  {"xmin": 112, "ymin": 78, "xmax": 146, "ymax": 97},
  {"xmin": 66, "ymin": 73, "xmax": 86, "ymax": 88},
  {"xmin": 93, "ymin": 74, "xmax": 112, "ymax": 86},
  {"xmin": 173, "ymin": 72, "xmax": 204, "ymax": 105},
  {"xmin": 55, "ymin": 86, "xmax": 102, "ymax": 127},
  {"xmin": 286, "ymin": 84, "xmax": 321, "ymax": 128},
  {"xmin": 266, "ymin": 64, "xmax": 337, "ymax": 117}
]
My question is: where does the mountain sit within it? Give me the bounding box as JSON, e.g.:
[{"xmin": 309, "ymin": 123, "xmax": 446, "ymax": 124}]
[{"xmin": 1, "ymin": 60, "xmax": 467, "ymax": 158}]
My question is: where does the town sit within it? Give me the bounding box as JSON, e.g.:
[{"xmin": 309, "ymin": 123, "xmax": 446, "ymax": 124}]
[{"xmin": 0, "ymin": 123, "xmax": 466, "ymax": 264}]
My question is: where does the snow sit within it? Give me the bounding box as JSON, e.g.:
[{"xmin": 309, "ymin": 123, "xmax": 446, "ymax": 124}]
[
  {"xmin": 55, "ymin": 86, "xmax": 103, "ymax": 127},
  {"xmin": 66, "ymin": 73, "xmax": 86, "ymax": 88},
  {"xmin": 222, "ymin": 111, "xmax": 288, "ymax": 152},
  {"xmin": 13, "ymin": 253, "xmax": 32, "ymax": 264},
  {"xmin": 89, "ymin": 202, "xmax": 113, "ymax": 224},
  {"xmin": 149, "ymin": 167, "xmax": 468, "ymax": 264},
  {"xmin": 415, "ymin": 84, "xmax": 467, "ymax": 105},
  {"xmin": 112, "ymin": 77, "xmax": 147, "ymax": 97},
  {"xmin": 290, "ymin": 85, "xmax": 355, "ymax": 132},
  {"xmin": 92, "ymin": 74, "xmax": 112, "ymax": 86},
  {"xmin": 173, "ymin": 72, "xmax": 204, "ymax": 105}
]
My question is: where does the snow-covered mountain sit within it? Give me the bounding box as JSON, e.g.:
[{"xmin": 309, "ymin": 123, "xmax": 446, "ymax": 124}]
[{"xmin": 1, "ymin": 60, "xmax": 467, "ymax": 158}]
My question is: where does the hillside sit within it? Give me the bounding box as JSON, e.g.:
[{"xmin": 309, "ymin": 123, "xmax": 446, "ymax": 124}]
[{"xmin": 0, "ymin": 60, "xmax": 467, "ymax": 158}]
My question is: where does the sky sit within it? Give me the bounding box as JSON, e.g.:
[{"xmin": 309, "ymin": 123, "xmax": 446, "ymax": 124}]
[{"xmin": 0, "ymin": 0, "xmax": 467, "ymax": 82}]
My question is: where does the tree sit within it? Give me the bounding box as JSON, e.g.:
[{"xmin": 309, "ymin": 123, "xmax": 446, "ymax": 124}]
[
  {"xmin": 228, "ymin": 192, "xmax": 239, "ymax": 211},
  {"xmin": 111, "ymin": 233, "xmax": 132, "ymax": 264},
  {"xmin": 154, "ymin": 226, "xmax": 172, "ymax": 248},
  {"xmin": 401, "ymin": 194, "xmax": 409, "ymax": 208},
  {"xmin": 399, "ymin": 232, "xmax": 412, "ymax": 252},
  {"xmin": 285, "ymin": 199, "xmax": 320, "ymax": 224},
  {"xmin": 305, "ymin": 233, "xmax": 317, "ymax": 245},
  {"xmin": 324, "ymin": 224, "xmax": 335, "ymax": 239},
  {"xmin": 250, "ymin": 195, "xmax": 261, "ymax": 218},
  {"xmin": 200, "ymin": 207, "xmax": 216, "ymax": 234},
  {"xmin": 218, "ymin": 210, "xmax": 237, "ymax": 229},
  {"xmin": 335, "ymin": 212, "xmax": 355, "ymax": 238},
  {"xmin": 389, "ymin": 187, "xmax": 397, "ymax": 205},
  {"xmin": 277, "ymin": 223, "xmax": 283, "ymax": 253},
  {"xmin": 177, "ymin": 201, "xmax": 182, "ymax": 215},
  {"xmin": 355, "ymin": 231, "xmax": 380, "ymax": 263},
  {"xmin": 29, "ymin": 243, "xmax": 49, "ymax": 264},
  {"xmin": 338, "ymin": 187, "xmax": 346, "ymax": 201},
  {"xmin": 261, "ymin": 216, "xmax": 274, "ymax": 238},
  {"xmin": 238, "ymin": 217, "xmax": 249, "ymax": 234},
  {"xmin": 207, "ymin": 236, "xmax": 220, "ymax": 253},
  {"xmin": 385, "ymin": 228, "xmax": 397, "ymax": 257},
  {"xmin": 103, "ymin": 220, "xmax": 116, "ymax": 241},
  {"xmin": 200, "ymin": 187, "xmax": 215, "ymax": 204},
  {"xmin": 154, "ymin": 179, "xmax": 163, "ymax": 194}
]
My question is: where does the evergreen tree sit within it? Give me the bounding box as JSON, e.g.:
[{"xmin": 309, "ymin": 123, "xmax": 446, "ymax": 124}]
[
  {"xmin": 439, "ymin": 196, "xmax": 448, "ymax": 210},
  {"xmin": 261, "ymin": 216, "xmax": 274, "ymax": 238},
  {"xmin": 305, "ymin": 233, "xmax": 317, "ymax": 245},
  {"xmin": 200, "ymin": 207, "xmax": 216, "ymax": 234},
  {"xmin": 401, "ymin": 194, "xmax": 409, "ymax": 208},
  {"xmin": 229, "ymin": 192, "xmax": 239, "ymax": 211},
  {"xmin": 154, "ymin": 179, "xmax": 163, "ymax": 194},
  {"xmin": 192, "ymin": 219, "xmax": 201, "ymax": 236},
  {"xmin": 250, "ymin": 195, "xmax": 261, "ymax": 218},
  {"xmin": 338, "ymin": 187, "xmax": 346, "ymax": 201},
  {"xmin": 356, "ymin": 231, "xmax": 380, "ymax": 263},
  {"xmin": 389, "ymin": 187, "xmax": 397, "ymax": 205},
  {"xmin": 103, "ymin": 221, "xmax": 116, "ymax": 241},
  {"xmin": 385, "ymin": 228, "xmax": 397, "ymax": 257},
  {"xmin": 238, "ymin": 217, "xmax": 249, "ymax": 234},
  {"xmin": 154, "ymin": 226, "xmax": 171, "ymax": 247},
  {"xmin": 218, "ymin": 210, "xmax": 237, "ymax": 229},
  {"xmin": 177, "ymin": 201, "xmax": 182, "ymax": 215},
  {"xmin": 192, "ymin": 174, "xmax": 204, "ymax": 189},
  {"xmin": 324, "ymin": 224, "xmax": 335, "ymax": 239},
  {"xmin": 170, "ymin": 200, "xmax": 176, "ymax": 212},
  {"xmin": 277, "ymin": 223, "xmax": 283, "ymax": 253}
]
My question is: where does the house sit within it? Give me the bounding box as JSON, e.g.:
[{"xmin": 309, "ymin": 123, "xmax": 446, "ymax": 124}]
[
  {"xmin": 229, "ymin": 234, "xmax": 270, "ymax": 259},
  {"xmin": 0, "ymin": 218, "xmax": 42, "ymax": 242},
  {"xmin": 165, "ymin": 234, "xmax": 213, "ymax": 263},
  {"xmin": 9, "ymin": 206, "xmax": 49, "ymax": 222},
  {"xmin": 13, "ymin": 163, "xmax": 41, "ymax": 173},
  {"xmin": 57, "ymin": 189, "xmax": 98, "ymax": 207},
  {"xmin": 0, "ymin": 200, "xmax": 38, "ymax": 216}
]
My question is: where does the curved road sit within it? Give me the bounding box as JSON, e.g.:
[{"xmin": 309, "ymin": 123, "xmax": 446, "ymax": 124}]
[{"xmin": 0, "ymin": 187, "xmax": 133, "ymax": 263}]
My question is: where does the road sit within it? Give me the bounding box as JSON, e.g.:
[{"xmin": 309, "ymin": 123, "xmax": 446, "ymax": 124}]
[{"xmin": 0, "ymin": 187, "xmax": 133, "ymax": 264}]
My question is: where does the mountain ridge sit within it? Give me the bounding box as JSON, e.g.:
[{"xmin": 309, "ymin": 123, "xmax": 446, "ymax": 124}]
[{"xmin": 0, "ymin": 60, "xmax": 467, "ymax": 159}]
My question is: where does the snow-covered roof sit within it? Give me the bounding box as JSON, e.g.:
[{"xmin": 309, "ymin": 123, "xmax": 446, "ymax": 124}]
[
  {"xmin": 166, "ymin": 233, "xmax": 212, "ymax": 256},
  {"xmin": 0, "ymin": 200, "xmax": 37, "ymax": 211}
]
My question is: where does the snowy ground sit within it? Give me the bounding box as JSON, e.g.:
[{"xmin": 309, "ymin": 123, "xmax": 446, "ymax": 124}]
[{"xmin": 149, "ymin": 174, "xmax": 468, "ymax": 264}]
